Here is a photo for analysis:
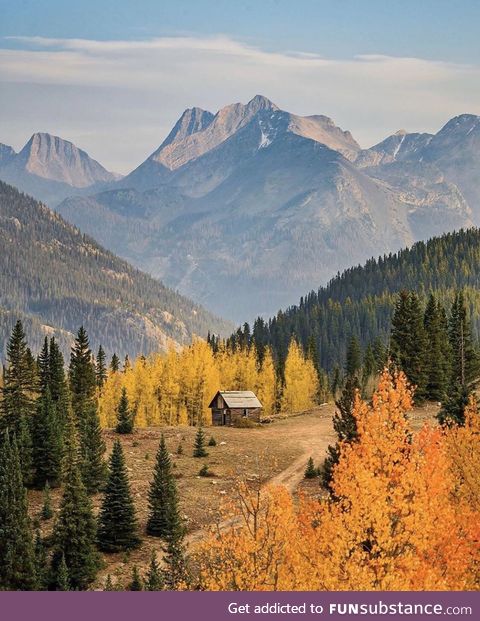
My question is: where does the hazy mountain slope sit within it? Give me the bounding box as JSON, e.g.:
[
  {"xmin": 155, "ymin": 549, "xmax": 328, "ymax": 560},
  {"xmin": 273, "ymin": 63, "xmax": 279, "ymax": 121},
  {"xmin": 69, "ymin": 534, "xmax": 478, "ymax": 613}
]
[
  {"xmin": 0, "ymin": 181, "xmax": 231, "ymax": 360},
  {"xmin": 0, "ymin": 133, "xmax": 118, "ymax": 205},
  {"xmin": 58, "ymin": 116, "xmax": 471, "ymax": 321},
  {"xmin": 239, "ymin": 227, "xmax": 480, "ymax": 372},
  {"xmin": 55, "ymin": 98, "xmax": 478, "ymax": 321},
  {"xmin": 0, "ymin": 143, "xmax": 16, "ymax": 166}
]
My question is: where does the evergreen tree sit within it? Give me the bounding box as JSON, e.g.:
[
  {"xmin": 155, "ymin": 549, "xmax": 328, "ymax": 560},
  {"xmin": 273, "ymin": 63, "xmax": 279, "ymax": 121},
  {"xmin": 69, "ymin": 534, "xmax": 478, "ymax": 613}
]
[
  {"xmin": 423, "ymin": 294, "xmax": 450, "ymax": 401},
  {"xmin": 147, "ymin": 434, "xmax": 181, "ymax": 538},
  {"xmin": 95, "ymin": 345, "xmax": 108, "ymax": 390},
  {"xmin": 32, "ymin": 388, "xmax": 63, "ymax": 488},
  {"xmin": 0, "ymin": 431, "xmax": 38, "ymax": 590},
  {"xmin": 78, "ymin": 401, "xmax": 106, "ymax": 494},
  {"xmin": 193, "ymin": 426, "xmax": 208, "ymax": 458},
  {"xmin": 116, "ymin": 387, "xmax": 134, "ymax": 434},
  {"xmin": 110, "ymin": 353, "xmax": 120, "ymax": 373},
  {"xmin": 97, "ymin": 440, "xmax": 140, "ymax": 552},
  {"xmin": 330, "ymin": 366, "xmax": 342, "ymax": 398},
  {"xmin": 34, "ymin": 530, "xmax": 48, "ymax": 590},
  {"xmin": 440, "ymin": 291, "xmax": 480, "ymax": 425},
  {"xmin": 145, "ymin": 551, "xmax": 164, "ymax": 591},
  {"xmin": 163, "ymin": 525, "xmax": 188, "ymax": 590},
  {"xmin": 69, "ymin": 326, "xmax": 97, "ymax": 411},
  {"xmin": 51, "ymin": 418, "xmax": 99, "ymax": 590},
  {"xmin": 41, "ymin": 482, "xmax": 53, "ymax": 520},
  {"xmin": 362, "ymin": 343, "xmax": 376, "ymax": 383},
  {"xmin": 345, "ymin": 335, "xmax": 362, "ymax": 378},
  {"xmin": 128, "ymin": 566, "xmax": 143, "ymax": 591},
  {"xmin": 38, "ymin": 337, "xmax": 51, "ymax": 395},
  {"xmin": 55, "ymin": 554, "xmax": 70, "ymax": 591},
  {"xmin": 69, "ymin": 327, "xmax": 106, "ymax": 492},
  {"xmin": 304, "ymin": 457, "xmax": 317, "ymax": 479},
  {"xmin": 390, "ymin": 291, "xmax": 428, "ymax": 402},
  {"xmin": 1, "ymin": 320, "xmax": 37, "ymax": 484},
  {"xmin": 323, "ymin": 375, "xmax": 360, "ymax": 490}
]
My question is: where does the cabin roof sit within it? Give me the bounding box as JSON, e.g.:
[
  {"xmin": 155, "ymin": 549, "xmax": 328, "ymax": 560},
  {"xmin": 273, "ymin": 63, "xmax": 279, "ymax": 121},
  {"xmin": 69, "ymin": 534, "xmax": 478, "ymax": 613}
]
[{"xmin": 209, "ymin": 390, "xmax": 263, "ymax": 409}]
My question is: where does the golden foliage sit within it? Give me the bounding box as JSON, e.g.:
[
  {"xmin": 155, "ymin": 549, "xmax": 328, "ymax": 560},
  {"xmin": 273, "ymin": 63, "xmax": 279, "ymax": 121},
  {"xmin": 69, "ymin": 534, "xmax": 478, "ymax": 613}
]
[
  {"xmin": 280, "ymin": 339, "xmax": 318, "ymax": 413},
  {"xmin": 197, "ymin": 370, "xmax": 480, "ymax": 591}
]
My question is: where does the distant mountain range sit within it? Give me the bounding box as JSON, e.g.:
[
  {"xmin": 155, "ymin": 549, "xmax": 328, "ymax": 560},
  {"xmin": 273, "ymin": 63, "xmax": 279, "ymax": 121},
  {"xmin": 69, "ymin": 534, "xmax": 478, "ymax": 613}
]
[
  {"xmin": 2, "ymin": 96, "xmax": 479, "ymax": 321},
  {"xmin": 0, "ymin": 181, "xmax": 231, "ymax": 360}
]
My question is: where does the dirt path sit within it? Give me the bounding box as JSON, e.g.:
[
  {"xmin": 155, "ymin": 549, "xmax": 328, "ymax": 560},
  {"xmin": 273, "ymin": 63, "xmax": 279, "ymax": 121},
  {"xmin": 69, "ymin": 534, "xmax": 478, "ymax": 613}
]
[{"xmin": 186, "ymin": 403, "xmax": 336, "ymax": 547}]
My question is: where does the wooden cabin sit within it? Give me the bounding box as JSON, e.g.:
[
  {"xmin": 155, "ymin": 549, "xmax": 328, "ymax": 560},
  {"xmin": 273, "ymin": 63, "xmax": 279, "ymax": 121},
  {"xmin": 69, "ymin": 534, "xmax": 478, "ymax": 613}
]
[{"xmin": 209, "ymin": 391, "xmax": 263, "ymax": 426}]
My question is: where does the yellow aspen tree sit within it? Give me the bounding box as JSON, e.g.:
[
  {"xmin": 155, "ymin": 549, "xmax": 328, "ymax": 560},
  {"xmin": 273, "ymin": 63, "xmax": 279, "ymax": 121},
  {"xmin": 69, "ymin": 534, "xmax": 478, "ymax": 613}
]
[
  {"xmin": 256, "ymin": 347, "xmax": 276, "ymax": 417},
  {"xmin": 98, "ymin": 369, "xmax": 125, "ymax": 427},
  {"xmin": 280, "ymin": 340, "xmax": 318, "ymax": 413}
]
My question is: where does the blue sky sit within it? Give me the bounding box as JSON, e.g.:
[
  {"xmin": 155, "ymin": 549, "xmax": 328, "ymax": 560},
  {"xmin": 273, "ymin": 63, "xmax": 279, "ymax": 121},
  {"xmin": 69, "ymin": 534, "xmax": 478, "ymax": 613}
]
[{"xmin": 1, "ymin": 0, "xmax": 479, "ymax": 172}]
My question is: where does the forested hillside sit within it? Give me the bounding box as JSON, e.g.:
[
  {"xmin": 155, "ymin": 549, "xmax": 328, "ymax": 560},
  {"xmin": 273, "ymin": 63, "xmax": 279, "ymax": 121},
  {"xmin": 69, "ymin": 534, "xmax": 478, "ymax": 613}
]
[
  {"xmin": 232, "ymin": 228, "xmax": 480, "ymax": 371},
  {"xmin": 0, "ymin": 181, "xmax": 231, "ymax": 359}
]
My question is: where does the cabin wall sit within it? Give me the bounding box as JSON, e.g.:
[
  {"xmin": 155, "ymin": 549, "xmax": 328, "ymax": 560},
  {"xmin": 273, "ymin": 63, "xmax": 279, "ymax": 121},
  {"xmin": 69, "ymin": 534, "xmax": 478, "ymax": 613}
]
[{"xmin": 211, "ymin": 407, "xmax": 262, "ymax": 425}]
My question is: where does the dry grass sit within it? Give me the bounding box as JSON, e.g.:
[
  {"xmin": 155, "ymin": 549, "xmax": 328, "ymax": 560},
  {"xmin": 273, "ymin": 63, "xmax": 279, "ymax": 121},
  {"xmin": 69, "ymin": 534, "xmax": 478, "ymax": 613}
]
[{"xmin": 28, "ymin": 401, "xmax": 439, "ymax": 589}]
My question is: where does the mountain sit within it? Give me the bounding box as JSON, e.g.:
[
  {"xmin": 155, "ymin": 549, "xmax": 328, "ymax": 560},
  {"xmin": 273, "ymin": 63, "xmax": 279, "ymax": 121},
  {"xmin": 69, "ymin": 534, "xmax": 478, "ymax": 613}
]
[
  {"xmin": 0, "ymin": 133, "xmax": 118, "ymax": 205},
  {"xmin": 57, "ymin": 96, "xmax": 473, "ymax": 321},
  {"xmin": 0, "ymin": 143, "xmax": 16, "ymax": 166},
  {"xmin": 0, "ymin": 180, "xmax": 231, "ymax": 360},
  {"xmin": 234, "ymin": 227, "xmax": 480, "ymax": 372}
]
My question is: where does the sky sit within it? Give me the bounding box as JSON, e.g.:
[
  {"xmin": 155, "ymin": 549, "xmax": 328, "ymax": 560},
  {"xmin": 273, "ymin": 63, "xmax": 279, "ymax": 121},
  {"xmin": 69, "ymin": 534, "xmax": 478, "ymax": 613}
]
[{"xmin": 1, "ymin": 0, "xmax": 479, "ymax": 173}]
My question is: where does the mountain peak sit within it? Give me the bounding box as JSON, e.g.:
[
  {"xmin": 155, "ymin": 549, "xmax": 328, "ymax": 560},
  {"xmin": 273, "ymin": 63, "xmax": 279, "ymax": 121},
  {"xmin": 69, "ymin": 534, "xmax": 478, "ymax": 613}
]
[
  {"xmin": 160, "ymin": 107, "xmax": 215, "ymax": 150},
  {"xmin": 246, "ymin": 95, "xmax": 279, "ymax": 112},
  {"xmin": 11, "ymin": 132, "xmax": 116, "ymax": 188},
  {"xmin": 0, "ymin": 143, "xmax": 16, "ymax": 166}
]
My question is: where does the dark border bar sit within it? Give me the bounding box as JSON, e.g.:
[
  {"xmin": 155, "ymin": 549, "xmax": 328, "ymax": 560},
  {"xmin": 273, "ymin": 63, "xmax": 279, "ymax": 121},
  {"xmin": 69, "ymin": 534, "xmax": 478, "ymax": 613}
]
[{"xmin": 0, "ymin": 591, "xmax": 477, "ymax": 621}]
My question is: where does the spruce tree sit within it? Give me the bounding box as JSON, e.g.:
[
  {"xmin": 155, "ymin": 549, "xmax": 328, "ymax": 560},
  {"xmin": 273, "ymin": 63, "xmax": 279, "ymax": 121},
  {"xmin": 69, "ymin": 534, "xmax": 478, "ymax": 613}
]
[
  {"xmin": 51, "ymin": 417, "xmax": 99, "ymax": 590},
  {"xmin": 423, "ymin": 294, "xmax": 450, "ymax": 401},
  {"xmin": 1, "ymin": 320, "xmax": 37, "ymax": 484},
  {"xmin": 34, "ymin": 529, "xmax": 48, "ymax": 590},
  {"xmin": 390, "ymin": 290, "xmax": 428, "ymax": 402},
  {"xmin": 32, "ymin": 388, "xmax": 63, "ymax": 488},
  {"xmin": 322, "ymin": 375, "xmax": 360, "ymax": 490},
  {"xmin": 55, "ymin": 554, "xmax": 70, "ymax": 591},
  {"xmin": 163, "ymin": 525, "xmax": 188, "ymax": 590},
  {"xmin": 147, "ymin": 434, "xmax": 181, "ymax": 538},
  {"xmin": 440, "ymin": 291, "xmax": 480, "ymax": 425},
  {"xmin": 69, "ymin": 327, "xmax": 105, "ymax": 492},
  {"xmin": 193, "ymin": 426, "xmax": 208, "ymax": 458},
  {"xmin": 95, "ymin": 345, "xmax": 108, "ymax": 390},
  {"xmin": 116, "ymin": 387, "xmax": 134, "ymax": 434},
  {"xmin": 145, "ymin": 551, "xmax": 164, "ymax": 591},
  {"xmin": 304, "ymin": 457, "xmax": 317, "ymax": 479},
  {"xmin": 345, "ymin": 335, "xmax": 361, "ymax": 378},
  {"xmin": 128, "ymin": 566, "xmax": 143, "ymax": 591},
  {"xmin": 0, "ymin": 431, "xmax": 38, "ymax": 590},
  {"xmin": 41, "ymin": 482, "xmax": 53, "ymax": 520},
  {"xmin": 104, "ymin": 574, "xmax": 115, "ymax": 591},
  {"xmin": 97, "ymin": 440, "xmax": 140, "ymax": 552},
  {"xmin": 110, "ymin": 353, "xmax": 120, "ymax": 373}
]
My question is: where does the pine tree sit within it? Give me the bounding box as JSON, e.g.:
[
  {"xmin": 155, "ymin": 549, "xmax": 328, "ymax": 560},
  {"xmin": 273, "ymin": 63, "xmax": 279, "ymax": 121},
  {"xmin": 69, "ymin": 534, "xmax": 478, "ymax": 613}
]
[
  {"xmin": 1, "ymin": 320, "xmax": 37, "ymax": 484},
  {"xmin": 51, "ymin": 417, "xmax": 99, "ymax": 590},
  {"xmin": 128, "ymin": 566, "xmax": 143, "ymax": 591},
  {"xmin": 208, "ymin": 436, "xmax": 217, "ymax": 447},
  {"xmin": 97, "ymin": 440, "xmax": 140, "ymax": 552},
  {"xmin": 144, "ymin": 551, "xmax": 164, "ymax": 591},
  {"xmin": 69, "ymin": 327, "xmax": 105, "ymax": 492},
  {"xmin": 41, "ymin": 482, "xmax": 53, "ymax": 520},
  {"xmin": 110, "ymin": 353, "xmax": 120, "ymax": 373},
  {"xmin": 390, "ymin": 291, "xmax": 428, "ymax": 402},
  {"xmin": 95, "ymin": 345, "xmax": 108, "ymax": 390},
  {"xmin": 345, "ymin": 335, "xmax": 362, "ymax": 378},
  {"xmin": 116, "ymin": 387, "xmax": 134, "ymax": 434},
  {"xmin": 32, "ymin": 388, "xmax": 63, "ymax": 488},
  {"xmin": 323, "ymin": 375, "xmax": 360, "ymax": 490},
  {"xmin": 423, "ymin": 294, "xmax": 450, "ymax": 401},
  {"xmin": 147, "ymin": 434, "xmax": 181, "ymax": 538},
  {"xmin": 440, "ymin": 291, "xmax": 480, "ymax": 425},
  {"xmin": 0, "ymin": 430, "xmax": 38, "ymax": 590},
  {"xmin": 34, "ymin": 529, "xmax": 48, "ymax": 590},
  {"xmin": 193, "ymin": 426, "xmax": 208, "ymax": 458},
  {"xmin": 304, "ymin": 457, "xmax": 317, "ymax": 479},
  {"xmin": 163, "ymin": 525, "xmax": 188, "ymax": 590},
  {"xmin": 56, "ymin": 554, "xmax": 70, "ymax": 591}
]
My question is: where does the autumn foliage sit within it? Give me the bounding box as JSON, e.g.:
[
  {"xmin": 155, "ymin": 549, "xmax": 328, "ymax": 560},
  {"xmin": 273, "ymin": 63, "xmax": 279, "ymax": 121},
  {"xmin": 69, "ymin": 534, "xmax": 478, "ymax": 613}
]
[
  {"xmin": 99, "ymin": 339, "xmax": 317, "ymax": 427},
  {"xmin": 197, "ymin": 370, "xmax": 480, "ymax": 590}
]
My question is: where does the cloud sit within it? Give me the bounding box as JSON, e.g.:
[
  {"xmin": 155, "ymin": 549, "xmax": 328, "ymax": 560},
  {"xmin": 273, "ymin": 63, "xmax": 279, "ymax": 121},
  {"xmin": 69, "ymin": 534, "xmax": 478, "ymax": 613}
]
[{"xmin": 0, "ymin": 35, "xmax": 479, "ymax": 173}]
